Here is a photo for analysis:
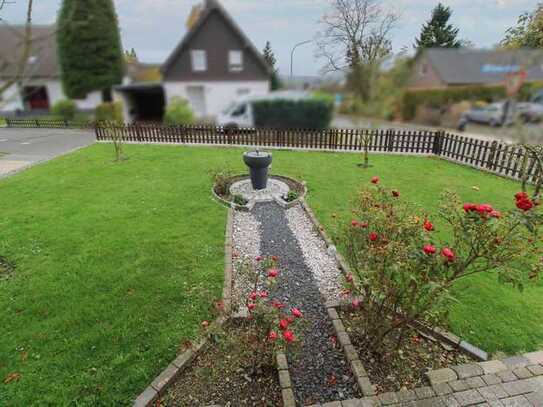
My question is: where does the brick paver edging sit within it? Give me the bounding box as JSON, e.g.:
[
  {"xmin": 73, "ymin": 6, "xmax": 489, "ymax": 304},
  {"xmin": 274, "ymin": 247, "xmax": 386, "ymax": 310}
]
[{"xmin": 132, "ymin": 207, "xmax": 235, "ymax": 407}]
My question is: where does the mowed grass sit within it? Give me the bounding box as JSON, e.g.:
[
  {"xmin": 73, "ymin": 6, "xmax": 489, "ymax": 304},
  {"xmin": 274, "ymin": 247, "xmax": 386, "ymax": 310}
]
[{"xmin": 0, "ymin": 144, "xmax": 541, "ymax": 405}]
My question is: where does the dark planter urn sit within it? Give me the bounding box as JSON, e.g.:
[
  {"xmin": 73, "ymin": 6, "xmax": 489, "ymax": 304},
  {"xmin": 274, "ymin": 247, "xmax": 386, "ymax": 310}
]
[{"xmin": 243, "ymin": 151, "xmax": 272, "ymax": 190}]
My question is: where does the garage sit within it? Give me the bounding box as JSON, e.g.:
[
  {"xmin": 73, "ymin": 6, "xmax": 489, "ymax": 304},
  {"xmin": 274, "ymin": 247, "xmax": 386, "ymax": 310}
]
[{"xmin": 114, "ymin": 83, "xmax": 165, "ymax": 123}]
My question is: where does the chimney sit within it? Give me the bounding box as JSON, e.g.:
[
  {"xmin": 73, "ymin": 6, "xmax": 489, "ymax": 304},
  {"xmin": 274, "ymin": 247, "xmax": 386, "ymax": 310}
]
[{"xmin": 186, "ymin": 4, "xmax": 203, "ymax": 29}]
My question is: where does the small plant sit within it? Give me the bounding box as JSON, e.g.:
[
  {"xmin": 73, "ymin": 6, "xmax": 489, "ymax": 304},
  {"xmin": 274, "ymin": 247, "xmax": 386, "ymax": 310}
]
[
  {"xmin": 282, "ymin": 190, "xmax": 299, "ymax": 202},
  {"xmin": 339, "ymin": 176, "xmax": 543, "ymax": 356},
  {"xmin": 164, "ymin": 97, "xmax": 194, "ymax": 125},
  {"xmin": 51, "ymin": 99, "xmax": 76, "ymax": 121},
  {"xmin": 232, "ymin": 194, "xmax": 248, "ymax": 206},
  {"xmin": 211, "ymin": 168, "xmax": 233, "ymax": 197},
  {"xmin": 95, "ymin": 101, "xmax": 124, "ymax": 124}
]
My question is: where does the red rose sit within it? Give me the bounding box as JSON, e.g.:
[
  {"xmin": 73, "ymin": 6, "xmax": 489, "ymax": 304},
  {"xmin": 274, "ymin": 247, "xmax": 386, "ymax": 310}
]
[
  {"xmin": 255, "ymin": 255, "xmax": 263, "ymax": 262},
  {"xmin": 392, "ymin": 190, "xmax": 400, "ymax": 197},
  {"xmin": 271, "ymin": 300, "xmax": 285, "ymax": 309},
  {"xmin": 258, "ymin": 290, "xmax": 268, "ymax": 298},
  {"xmin": 489, "ymin": 210, "xmax": 501, "ymax": 218},
  {"xmin": 477, "ymin": 204, "xmax": 493, "ymax": 214},
  {"xmin": 267, "ymin": 268, "xmax": 279, "ymax": 278},
  {"xmin": 441, "ymin": 247, "xmax": 455, "ymax": 262},
  {"xmin": 283, "ymin": 330, "xmax": 295, "ymax": 343},
  {"xmin": 423, "ymin": 244, "xmax": 436, "ymax": 255},
  {"xmin": 351, "ymin": 220, "xmax": 359, "ymax": 227},
  {"xmin": 369, "ymin": 232, "xmax": 378, "ymax": 241},
  {"xmin": 279, "ymin": 319, "xmax": 290, "ymax": 330},
  {"xmin": 247, "ymin": 303, "xmax": 256, "ymax": 311},
  {"xmin": 423, "ymin": 220, "xmax": 434, "ymax": 232},
  {"xmin": 345, "ymin": 273, "xmax": 353, "ymax": 283},
  {"xmin": 517, "ymin": 198, "xmax": 534, "ymax": 211},
  {"xmin": 271, "ymin": 255, "xmax": 279, "ymax": 262},
  {"xmin": 371, "ymin": 176, "xmax": 380, "ymax": 184},
  {"xmin": 515, "ymin": 192, "xmax": 529, "ymax": 201},
  {"xmin": 352, "ymin": 299, "xmax": 361, "ymax": 309},
  {"xmin": 463, "ymin": 203, "xmax": 477, "ymax": 212},
  {"xmin": 268, "ymin": 331, "xmax": 278, "ymax": 341},
  {"xmin": 291, "ymin": 308, "xmax": 303, "ymax": 318},
  {"xmin": 360, "ymin": 222, "xmax": 368, "ymax": 228},
  {"xmin": 248, "ymin": 291, "xmax": 257, "ymax": 301}
]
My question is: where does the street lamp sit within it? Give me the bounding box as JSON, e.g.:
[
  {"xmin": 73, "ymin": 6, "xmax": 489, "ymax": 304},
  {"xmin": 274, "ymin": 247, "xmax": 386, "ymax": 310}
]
[{"xmin": 290, "ymin": 40, "xmax": 312, "ymax": 79}]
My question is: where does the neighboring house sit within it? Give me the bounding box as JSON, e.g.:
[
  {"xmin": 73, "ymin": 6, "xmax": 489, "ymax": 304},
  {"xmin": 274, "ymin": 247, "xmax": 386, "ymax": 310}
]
[
  {"xmin": 115, "ymin": 0, "xmax": 271, "ymax": 123},
  {"xmin": 408, "ymin": 48, "xmax": 543, "ymax": 90},
  {"xmin": 0, "ymin": 25, "xmax": 103, "ymax": 115}
]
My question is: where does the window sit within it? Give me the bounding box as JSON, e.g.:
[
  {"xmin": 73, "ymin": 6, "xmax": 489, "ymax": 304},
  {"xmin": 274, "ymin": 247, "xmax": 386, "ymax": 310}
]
[
  {"xmin": 231, "ymin": 103, "xmax": 247, "ymax": 117},
  {"xmin": 229, "ymin": 50, "xmax": 243, "ymax": 72},
  {"xmin": 191, "ymin": 50, "xmax": 207, "ymax": 72}
]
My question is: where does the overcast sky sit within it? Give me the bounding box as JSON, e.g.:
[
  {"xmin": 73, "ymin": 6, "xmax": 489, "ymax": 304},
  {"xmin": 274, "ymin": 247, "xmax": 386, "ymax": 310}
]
[{"xmin": 1, "ymin": 0, "xmax": 539, "ymax": 76}]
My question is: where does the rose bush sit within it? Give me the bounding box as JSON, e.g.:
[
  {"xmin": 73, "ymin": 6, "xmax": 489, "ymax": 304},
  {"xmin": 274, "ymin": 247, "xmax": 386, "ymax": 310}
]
[{"xmin": 338, "ymin": 177, "xmax": 543, "ymax": 355}]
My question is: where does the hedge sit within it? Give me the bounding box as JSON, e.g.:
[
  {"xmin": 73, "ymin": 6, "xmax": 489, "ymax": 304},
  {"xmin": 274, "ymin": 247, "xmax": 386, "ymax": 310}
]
[
  {"xmin": 95, "ymin": 101, "xmax": 124, "ymax": 124},
  {"xmin": 253, "ymin": 98, "xmax": 333, "ymax": 130},
  {"xmin": 401, "ymin": 82, "xmax": 543, "ymax": 120}
]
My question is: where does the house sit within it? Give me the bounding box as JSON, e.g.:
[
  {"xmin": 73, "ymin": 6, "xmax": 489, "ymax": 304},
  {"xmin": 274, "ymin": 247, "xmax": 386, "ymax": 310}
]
[
  {"xmin": 408, "ymin": 48, "xmax": 543, "ymax": 90},
  {"xmin": 115, "ymin": 0, "xmax": 271, "ymax": 123},
  {"xmin": 0, "ymin": 25, "xmax": 104, "ymax": 115}
]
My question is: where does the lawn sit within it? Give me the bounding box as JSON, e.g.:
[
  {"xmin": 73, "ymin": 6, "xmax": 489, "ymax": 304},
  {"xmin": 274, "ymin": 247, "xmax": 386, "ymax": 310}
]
[{"xmin": 1, "ymin": 143, "xmax": 541, "ymax": 405}]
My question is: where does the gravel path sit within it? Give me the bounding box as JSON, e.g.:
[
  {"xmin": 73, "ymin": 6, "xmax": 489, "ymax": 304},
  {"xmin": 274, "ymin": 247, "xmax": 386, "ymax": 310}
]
[
  {"xmin": 253, "ymin": 202, "xmax": 359, "ymax": 405},
  {"xmin": 285, "ymin": 205, "xmax": 343, "ymax": 302}
]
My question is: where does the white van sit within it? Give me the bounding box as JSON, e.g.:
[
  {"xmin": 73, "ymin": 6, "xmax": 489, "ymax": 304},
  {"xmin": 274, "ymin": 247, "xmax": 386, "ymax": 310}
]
[{"xmin": 216, "ymin": 91, "xmax": 311, "ymax": 128}]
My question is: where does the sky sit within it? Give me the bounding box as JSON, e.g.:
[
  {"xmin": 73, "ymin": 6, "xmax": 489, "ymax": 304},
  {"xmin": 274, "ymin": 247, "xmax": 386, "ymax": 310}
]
[{"xmin": 0, "ymin": 0, "xmax": 540, "ymax": 76}]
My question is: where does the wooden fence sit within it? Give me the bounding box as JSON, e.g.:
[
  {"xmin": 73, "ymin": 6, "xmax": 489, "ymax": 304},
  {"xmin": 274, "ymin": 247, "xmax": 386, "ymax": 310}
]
[{"xmin": 4, "ymin": 118, "xmax": 95, "ymax": 129}]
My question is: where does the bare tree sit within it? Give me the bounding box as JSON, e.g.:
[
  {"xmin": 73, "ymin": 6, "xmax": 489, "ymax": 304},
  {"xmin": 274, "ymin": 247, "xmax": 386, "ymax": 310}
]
[
  {"xmin": 316, "ymin": 0, "xmax": 399, "ymax": 101},
  {"xmin": 0, "ymin": 0, "xmax": 34, "ymax": 102}
]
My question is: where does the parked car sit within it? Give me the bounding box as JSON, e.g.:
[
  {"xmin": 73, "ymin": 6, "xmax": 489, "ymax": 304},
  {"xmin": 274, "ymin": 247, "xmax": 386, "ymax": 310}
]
[
  {"xmin": 459, "ymin": 103, "xmax": 506, "ymax": 130},
  {"xmin": 517, "ymin": 102, "xmax": 543, "ymax": 123}
]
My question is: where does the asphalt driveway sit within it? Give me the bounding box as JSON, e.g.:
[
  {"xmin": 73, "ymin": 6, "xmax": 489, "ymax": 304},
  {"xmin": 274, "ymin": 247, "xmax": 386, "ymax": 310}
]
[{"xmin": 0, "ymin": 128, "xmax": 94, "ymax": 176}]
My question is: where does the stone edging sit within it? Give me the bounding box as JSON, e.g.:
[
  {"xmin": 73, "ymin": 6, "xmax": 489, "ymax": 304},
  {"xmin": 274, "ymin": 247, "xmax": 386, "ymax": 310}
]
[
  {"xmin": 132, "ymin": 207, "xmax": 235, "ymax": 407},
  {"xmin": 277, "ymin": 352, "xmax": 297, "ymax": 407}
]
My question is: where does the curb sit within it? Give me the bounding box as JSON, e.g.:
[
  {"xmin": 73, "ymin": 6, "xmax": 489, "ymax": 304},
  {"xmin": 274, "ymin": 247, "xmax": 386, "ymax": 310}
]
[
  {"xmin": 277, "ymin": 352, "xmax": 296, "ymax": 407},
  {"xmin": 132, "ymin": 206, "xmax": 235, "ymax": 407}
]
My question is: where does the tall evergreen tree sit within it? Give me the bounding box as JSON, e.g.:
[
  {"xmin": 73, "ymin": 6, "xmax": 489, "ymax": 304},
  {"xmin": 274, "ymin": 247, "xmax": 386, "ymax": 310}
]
[
  {"xmin": 57, "ymin": 0, "xmax": 124, "ymax": 99},
  {"xmin": 262, "ymin": 41, "xmax": 281, "ymax": 90},
  {"xmin": 415, "ymin": 3, "xmax": 462, "ymax": 50}
]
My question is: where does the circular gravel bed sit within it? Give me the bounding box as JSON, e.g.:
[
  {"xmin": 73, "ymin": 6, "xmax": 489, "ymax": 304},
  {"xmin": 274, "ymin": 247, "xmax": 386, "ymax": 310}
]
[{"xmin": 230, "ymin": 178, "xmax": 290, "ymax": 202}]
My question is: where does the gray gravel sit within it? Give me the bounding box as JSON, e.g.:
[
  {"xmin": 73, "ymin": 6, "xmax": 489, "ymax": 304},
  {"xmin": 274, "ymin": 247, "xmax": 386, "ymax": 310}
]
[
  {"xmin": 253, "ymin": 202, "xmax": 359, "ymax": 405},
  {"xmin": 285, "ymin": 204, "xmax": 343, "ymax": 302}
]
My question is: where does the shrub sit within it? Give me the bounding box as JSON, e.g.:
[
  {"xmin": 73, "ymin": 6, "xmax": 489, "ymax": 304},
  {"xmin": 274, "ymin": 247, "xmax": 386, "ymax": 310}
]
[
  {"xmin": 283, "ymin": 191, "xmax": 299, "ymax": 203},
  {"xmin": 253, "ymin": 97, "xmax": 333, "ymax": 129},
  {"xmin": 163, "ymin": 97, "xmax": 194, "ymax": 125},
  {"xmin": 338, "ymin": 177, "xmax": 542, "ymax": 355},
  {"xmin": 51, "ymin": 99, "xmax": 77, "ymax": 121},
  {"xmin": 211, "ymin": 168, "xmax": 233, "ymax": 197},
  {"xmin": 232, "ymin": 194, "xmax": 248, "ymax": 206},
  {"xmin": 95, "ymin": 101, "xmax": 124, "ymax": 124}
]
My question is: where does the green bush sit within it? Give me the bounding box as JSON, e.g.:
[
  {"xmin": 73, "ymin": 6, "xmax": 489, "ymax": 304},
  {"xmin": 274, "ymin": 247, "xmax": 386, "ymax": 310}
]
[
  {"xmin": 253, "ymin": 97, "xmax": 333, "ymax": 129},
  {"xmin": 51, "ymin": 99, "xmax": 77, "ymax": 121},
  {"xmin": 401, "ymin": 81, "xmax": 543, "ymax": 121},
  {"xmin": 163, "ymin": 97, "xmax": 194, "ymax": 125},
  {"xmin": 95, "ymin": 101, "xmax": 124, "ymax": 124}
]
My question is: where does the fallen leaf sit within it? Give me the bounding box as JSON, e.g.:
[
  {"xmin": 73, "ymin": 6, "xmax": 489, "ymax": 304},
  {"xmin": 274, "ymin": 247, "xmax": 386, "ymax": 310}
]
[{"xmin": 4, "ymin": 372, "xmax": 21, "ymax": 384}]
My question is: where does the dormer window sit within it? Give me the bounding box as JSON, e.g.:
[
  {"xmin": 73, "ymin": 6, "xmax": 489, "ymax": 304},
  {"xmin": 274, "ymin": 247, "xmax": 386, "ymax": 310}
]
[
  {"xmin": 229, "ymin": 50, "xmax": 243, "ymax": 72},
  {"xmin": 191, "ymin": 50, "xmax": 207, "ymax": 72}
]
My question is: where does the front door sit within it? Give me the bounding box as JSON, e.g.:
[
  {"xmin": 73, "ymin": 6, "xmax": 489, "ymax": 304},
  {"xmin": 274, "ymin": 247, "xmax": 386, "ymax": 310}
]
[{"xmin": 186, "ymin": 86, "xmax": 206, "ymax": 117}]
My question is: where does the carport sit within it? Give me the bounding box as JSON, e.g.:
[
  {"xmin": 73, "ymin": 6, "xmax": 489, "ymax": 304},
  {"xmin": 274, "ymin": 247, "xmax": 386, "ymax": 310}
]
[{"xmin": 113, "ymin": 83, "xmax": 165, "ymax": 123}]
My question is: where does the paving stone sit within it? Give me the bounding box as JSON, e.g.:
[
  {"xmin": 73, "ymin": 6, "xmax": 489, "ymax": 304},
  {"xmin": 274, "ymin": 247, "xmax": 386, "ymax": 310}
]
[
  {"xmin": 477, "ymin": 384, "xmax": 509, "ymax": 400},
  {"xmin": 279, "ymin": 370, "xmax": 292, "ymax": 389},
  {"xmin": 150, "ymin": 363, "xmax": 179, "ymax": 394},
  {"xmin": 500, "ymin": 395, "xmax": 532, "ymax": 407},
  {"xmin": 453, "ymin": 389, "xmax": 486, "ymax": 406},
  {"xmin": 327, "ymin": 307, "xmax": 339, "ymax": 320},
  {"xmin": 433, "ymin": 383, "xmax": 453, "ymax": 396},
  {"xmin": 482, "ymin": 374, "xmax": 502, "ymax": 386},
  {"xmin": 502, "ymin": 357, "xmax": 530, "ymax": 370},
  {"xmin": 344, "ymin": 344, "xmax": 359, "ymax": 362},
  {"xmin": 497, "ymin": 371, "xmax": 518, "ymax": 383},
  {"xmin": 172, "ymin": 349, "xmax": 194, "ymax": 369},
  {"xmin": 467, "ymin": 376, "xmax": 486, "ymax": 388},
  {"xmin": 486, "ymin": 401, "xmax": 504, "ymax": 407},
  {"xmin": 342, "ymin": 399, "xmax": 363, "ymax": 407},
  {"xmin": 525, "ymin": 351, "xmax": 543, "ymax": 365},
  {"xmin": 332, "ymin": 318, "xmax": 346, "ymax": 334},
  {"xmin": 414, "ymin": 386, "xmax": 435, "ymax": 399},
  {"xmin": 526, "ymin": 364, "xmax": 543, "ymax": 376},
  {"xmin": 427, "ymin": 368, "xmax": 458, "ymax": 385},
  {"xmin": 378, "ymin": 391, "xmax": 398, "ymax": 405},
  {"xmin": 357, "ymin": 376, "xmax": 376, "ymax": 396},
  {"xmin": 351, "ymin": 359, "xmax": 368, "ymax": 378},
  {"xmin": 524, "ymin": 391, "xmax": 543, "ymax": 407},
  {"xmin": 396, "ymin": 389, "xmax": 416, "ymax": 402},
  {"xmin": 453, "ymin": 363, "xmax": 484, "ymax": 379},
  {"xmin": 440, "ymin": 395, "xmax": 461, "ymax": 406},
  {"xmin": 480, "ymin": 361, "xmax": 508, "ymax": 375},
  {"xmin": 133, "ymin": 386, "xmax": 158, "ymax": 407},
  {"xmin": 415, "ymin": 397, "xmax": 447, "ymax": 407},
  {"xmin": 282, "ymin": 388, "xmax": 296, "ymax": 407},
  {"xmin": 338, "ymin": 331, "xmax": 352, "ymax": 347},
  {"xmin": 512, "ymin": 367, "xmax": 533, "ymax": 380},
  {"xmin": 358, "ymin": 397, "xmax": 379, "ymax": 407},
  {"xmin": 322, "ymin": 402, "xmax": 341, "ymax": 407},
  {"xmin": 450, "ymin": 380, "xmax": 471, "ymax": 392},
  {"xmin": 502, "ymin": 379, "xmax": 538, "ymax": 396},
  {"xmin": 459, "ymin": 341, "xmax": 488, "ymax": 361},
  {"xmin": 277, "ymin": 353, "xmax": 288, "ymax": 370}
]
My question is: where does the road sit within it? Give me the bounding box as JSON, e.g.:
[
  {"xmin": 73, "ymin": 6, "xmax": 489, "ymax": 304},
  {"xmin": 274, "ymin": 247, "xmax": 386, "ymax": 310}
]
[
  {"xmin": 0, "ymin": 128, "xmax": 95, "ymax": 177},
  {"xmin": 331, "ymin": 114, "xmax": 543, "ymax": 144}
]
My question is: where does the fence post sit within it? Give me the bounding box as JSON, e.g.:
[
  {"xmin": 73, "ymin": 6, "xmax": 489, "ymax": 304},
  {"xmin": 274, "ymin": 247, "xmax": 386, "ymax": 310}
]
[
  {"xmin": 5, "ymin": 118, "xmax": 11, "ymax": 128},
  {"xmin": 487, "ymin": 141, "xmax": 498, "ymax": 170},
  {"xmin": 387, "ymin": 129, "xmax": 394, "ymax": 152},
  {"xmin": 432, "ymin": 131, "xmax": 443, "ymax": 156},
  {"xmin": 35, "ymin": 119, "xmax": 40, "ymax": 128}
]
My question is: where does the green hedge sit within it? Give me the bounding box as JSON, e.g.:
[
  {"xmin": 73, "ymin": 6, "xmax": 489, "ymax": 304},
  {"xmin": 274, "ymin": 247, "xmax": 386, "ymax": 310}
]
[
  {"xmin": 253, "ymin": 98, "xmax": 333, "ymax": 130},
  {"xmin": 51, "ymin": 99, "xmax": 77, "ymax": 121},
  {"xmin": 95, "ymin": 101, "xmax": 124, "ymax": 124},
  {"xmin": 163, "ymin": 97, "xmax": 194, "ymax": 125},
  {"xmin": 401, "ymin": 82, "xmax": 543, "ymax": 120}
]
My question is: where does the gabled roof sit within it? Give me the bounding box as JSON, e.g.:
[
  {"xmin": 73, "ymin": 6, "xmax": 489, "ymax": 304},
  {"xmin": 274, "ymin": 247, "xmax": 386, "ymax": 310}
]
[
  {"xmin": 161, "ymin": 0, "xmax": 270, "ymax": 76},
  {"xmin": 421, "ymin": 48, "xmax": 543, "ymax": 85},
  {"xmin": 0, "ymin": 25, "xmax": 59, "ymax": 79}
]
